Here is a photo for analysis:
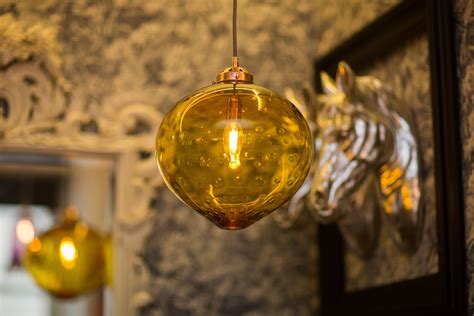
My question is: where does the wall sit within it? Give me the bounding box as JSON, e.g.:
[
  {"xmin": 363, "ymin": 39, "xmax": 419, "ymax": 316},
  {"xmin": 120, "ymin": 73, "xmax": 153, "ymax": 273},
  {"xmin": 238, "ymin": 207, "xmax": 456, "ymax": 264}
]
[
  {"xmin": 0, "ymin": 1, "xmax": 318, "ymax": 315},
  {"xmin": 3, "ymin": 0, "xmax": 473, "ymax": 314},
  {"xmin": 453, "ymin": 0, "xmax": 474, "ymax": 311},
  {"xmin": 312, "ymin": 0, "xmax": 401, "ymax": 58}
]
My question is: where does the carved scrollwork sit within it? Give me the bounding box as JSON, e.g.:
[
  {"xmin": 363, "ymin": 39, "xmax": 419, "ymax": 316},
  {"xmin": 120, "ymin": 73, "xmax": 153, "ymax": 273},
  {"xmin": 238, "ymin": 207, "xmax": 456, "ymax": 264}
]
[{"xmin": 0, "ymin": 14, "xmax": 163, "ymax": 315}]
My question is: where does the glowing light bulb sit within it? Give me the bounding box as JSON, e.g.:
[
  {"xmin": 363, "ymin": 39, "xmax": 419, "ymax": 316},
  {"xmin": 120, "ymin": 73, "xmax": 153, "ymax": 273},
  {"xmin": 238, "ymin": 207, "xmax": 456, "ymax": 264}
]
[
  {"xmin": 16, "ymin": 218, "xmax": 35, "ymax": 244},
  {"xmin": 224, "ymin": 122, "xmax": 242, "ymax": 169},
  {"xmin": 224, "ymin": 95, "xmax": 243, "ymax": 169},
  {"xmin": 11, "ymin": 214, "xmax": 35, "ymax": 267},
  {"xmin": 59, "ymin": 237, "xmax": 77, "ymax": 269},
  {"xmin": 29, "ymin": 237, "xmax": 41, "ymax": 253}
]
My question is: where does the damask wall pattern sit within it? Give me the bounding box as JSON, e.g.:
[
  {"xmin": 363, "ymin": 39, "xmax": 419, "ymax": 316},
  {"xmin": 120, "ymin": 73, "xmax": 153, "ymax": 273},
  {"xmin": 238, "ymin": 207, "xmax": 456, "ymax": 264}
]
[
  {"xmin": 4, "ymin": 0, "xmax": 471, "ymax": 314},
  {"xmin": 0, "ymin": 1, "xmax": 319, "ymax": 315},
  {"xmin": 141, "ymin": 190, "xmax": 318, "ymax": 316},
  {"xmin": 312, "ymin": 0, "xmax": 401, "ymax": 58}
]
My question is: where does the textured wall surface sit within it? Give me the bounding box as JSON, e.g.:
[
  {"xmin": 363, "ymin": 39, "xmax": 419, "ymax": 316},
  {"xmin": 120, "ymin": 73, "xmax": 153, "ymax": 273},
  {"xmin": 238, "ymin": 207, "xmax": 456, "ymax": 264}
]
[
  {"xmin": 0, "ymin": 0, "xmax": 318, "ymax": 315},
  {"xmin": 141, "ymin": 190, "xmax": 317, "ymax": 316},
  {"xmin": 4, "ymin": 0, "xmax": 472, "ymax": 313},
  {"xmin": 312, "ymin": 0, "xmax": 401, "ymax": 58},
  {"xmin": 453, "ymin": 0, "xmax": 474, "ymax": 310},
  {"xmin": 344, "ymin": 35, "xmax": 438, "ymax": 290}
]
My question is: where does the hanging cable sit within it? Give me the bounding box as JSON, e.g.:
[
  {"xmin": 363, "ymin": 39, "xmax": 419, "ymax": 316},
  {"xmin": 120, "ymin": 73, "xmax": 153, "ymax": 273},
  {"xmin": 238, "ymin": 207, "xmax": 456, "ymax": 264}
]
[{"xmin": 233, "ymin": 0, "xmax": 238, "ymax": 58}]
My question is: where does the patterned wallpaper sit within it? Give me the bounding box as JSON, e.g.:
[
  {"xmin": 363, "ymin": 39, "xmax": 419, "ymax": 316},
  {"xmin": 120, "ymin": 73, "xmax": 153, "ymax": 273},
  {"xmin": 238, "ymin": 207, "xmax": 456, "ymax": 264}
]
[
  {"xmin": 312, "ymin": 0, "xmax": 401, "ymax": 58},
  {"xmin": 4, "ymin": 0, "xmax": 471, "ymax": 313},
  {"xmin": 453, "ymin": 0, "xmax": 474, "ymax": 310},
  {"xmin": 141, "ymin": 189, "xmax": 318, "ymax": 316},
  {"xmin": 0, "ymin": 0, "xmax": 319, "ymax": 315}
]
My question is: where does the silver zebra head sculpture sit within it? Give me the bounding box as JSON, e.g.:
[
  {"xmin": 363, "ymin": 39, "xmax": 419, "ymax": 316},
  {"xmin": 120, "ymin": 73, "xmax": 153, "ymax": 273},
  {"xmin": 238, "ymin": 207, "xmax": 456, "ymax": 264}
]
[
  {"xmin": 278, "ymin": 62, "xmax": 424, "ymax": 256},
  {"xmin": 309, "ymin": 64, "xmax": 397, "ymax": 220}
]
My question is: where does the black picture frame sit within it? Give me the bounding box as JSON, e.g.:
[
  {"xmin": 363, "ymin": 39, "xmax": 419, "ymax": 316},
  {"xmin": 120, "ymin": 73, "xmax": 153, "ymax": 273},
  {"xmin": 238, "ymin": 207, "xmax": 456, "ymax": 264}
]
[{"xmin": 314, "ymin": 1, "xmax": 467, "ymax": 315}]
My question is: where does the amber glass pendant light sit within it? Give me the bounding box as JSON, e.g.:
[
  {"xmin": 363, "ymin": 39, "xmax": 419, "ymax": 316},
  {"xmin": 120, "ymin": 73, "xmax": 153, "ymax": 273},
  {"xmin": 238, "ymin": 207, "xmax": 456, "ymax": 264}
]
[
  {"xmin": 156, "ymin": 0, "xmax": 313, "ymax": 229},
  {"xmin": 23, "ymin": 207, "xmax": 104, "ymax": 298}
]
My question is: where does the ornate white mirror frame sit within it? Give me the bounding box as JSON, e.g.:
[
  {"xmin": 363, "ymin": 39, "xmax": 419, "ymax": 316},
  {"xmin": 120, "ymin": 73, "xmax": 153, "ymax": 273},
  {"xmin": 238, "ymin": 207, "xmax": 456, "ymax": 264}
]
[{"xmin": 0, "ymin": 16, "xmax": 163, "ymax": 315}]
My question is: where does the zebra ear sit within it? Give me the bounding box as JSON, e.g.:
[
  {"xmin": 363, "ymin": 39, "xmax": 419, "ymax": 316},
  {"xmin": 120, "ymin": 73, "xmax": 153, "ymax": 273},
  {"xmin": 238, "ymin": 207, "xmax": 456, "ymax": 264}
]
[
  {"xmin": 302, "ymin": 81, "xmax": 319, "ymax": 122},
  {"xmin": 336, "ymin": 61, "xmax": 356, "ymax": 95},
  {"xmin": 284, "ymin": 83, "xmax": 319, "ymax": 129},
  {"xmin": 320, "ymin": 71, "xmax": 338, "ymax": 95}
]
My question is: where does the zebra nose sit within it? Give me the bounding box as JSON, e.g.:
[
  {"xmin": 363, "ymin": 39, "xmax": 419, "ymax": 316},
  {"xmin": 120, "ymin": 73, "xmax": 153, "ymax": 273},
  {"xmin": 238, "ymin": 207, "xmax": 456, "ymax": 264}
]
[{"xmin": 313, "ymin": 190, "xmax": 328, "ymax": 208}]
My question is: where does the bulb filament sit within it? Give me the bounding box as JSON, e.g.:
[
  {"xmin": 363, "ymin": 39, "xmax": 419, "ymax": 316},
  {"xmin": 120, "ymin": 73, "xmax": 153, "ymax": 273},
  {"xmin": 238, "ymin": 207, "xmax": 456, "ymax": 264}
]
[
  {"xmin": 226, "ymin": 122, "xmax": 242, "ymax": 169},
  {"xmin": 224, "ymin": 94, "xmax": 243, "ymax": 169},
  {"xmin": 59, "ymin": 237, "xmax": 77, "ymax": 269}
]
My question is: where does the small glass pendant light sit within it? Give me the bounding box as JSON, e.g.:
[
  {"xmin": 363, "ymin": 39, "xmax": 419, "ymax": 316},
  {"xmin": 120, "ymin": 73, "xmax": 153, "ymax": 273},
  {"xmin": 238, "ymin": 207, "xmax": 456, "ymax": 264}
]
[
  {"xmin": 11, "ymin": 205, "xmax": 35, "ymax": 267},
  {"xmin": 156, "ymin": 0, "xmax": 313, "ymax": 229},
  {"xmin": 23, "ymin": 207, "xmax": 104, "ymax": 298}
]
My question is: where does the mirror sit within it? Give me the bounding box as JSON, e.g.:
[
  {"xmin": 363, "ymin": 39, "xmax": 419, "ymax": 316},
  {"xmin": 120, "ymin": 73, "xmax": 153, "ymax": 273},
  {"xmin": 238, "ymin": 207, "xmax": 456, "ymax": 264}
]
[
  {"xmin": 0, "ymin": 151, "xmax": 115, "ymax": 316},
  {"xmin": 0, "ymin": 23, "xmax": 163, "ymax": 312}
]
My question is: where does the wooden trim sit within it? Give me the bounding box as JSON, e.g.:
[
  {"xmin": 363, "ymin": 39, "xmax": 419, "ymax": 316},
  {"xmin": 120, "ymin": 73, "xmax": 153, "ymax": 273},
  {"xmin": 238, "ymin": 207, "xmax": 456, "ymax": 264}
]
[{"xmin": 427, "ymin": 0, "xmax": 467, "ymax": 314}]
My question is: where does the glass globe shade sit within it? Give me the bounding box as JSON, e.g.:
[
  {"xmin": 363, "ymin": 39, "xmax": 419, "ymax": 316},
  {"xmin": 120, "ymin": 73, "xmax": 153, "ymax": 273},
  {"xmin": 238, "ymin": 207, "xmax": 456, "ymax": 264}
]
[
  {"xmin": 156, "ymin": 82, "xmax": 313, "ymax": 229},
  {"xmin": 23, "ymin": 208, "xmax": 104, "ymax": 298}
]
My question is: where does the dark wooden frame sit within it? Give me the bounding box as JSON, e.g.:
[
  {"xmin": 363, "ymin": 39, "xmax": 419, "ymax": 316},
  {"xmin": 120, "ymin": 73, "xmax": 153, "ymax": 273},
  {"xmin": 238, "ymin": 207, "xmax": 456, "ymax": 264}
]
[{"xmin": 315, "ymin": 1, "xmax": 467, "ymax": 315}]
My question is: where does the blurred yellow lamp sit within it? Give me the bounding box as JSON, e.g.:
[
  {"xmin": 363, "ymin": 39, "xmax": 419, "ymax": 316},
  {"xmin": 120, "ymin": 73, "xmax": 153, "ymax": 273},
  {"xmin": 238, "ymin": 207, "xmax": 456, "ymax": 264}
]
[{"xmin": 23, "ymin": 207, "xmax": 104, "ymax": 298}]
